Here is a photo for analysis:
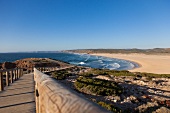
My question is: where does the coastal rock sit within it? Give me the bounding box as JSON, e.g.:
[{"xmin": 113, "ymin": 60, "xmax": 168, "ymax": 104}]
[
  {"xmin": 113, "ymin": 96, "xmax": 120, "ymax": 101},
  {"xmin": 15, "ymin": 58, "xmax": 61, "ymax": 71},
  {"xmin": 137, "ymin": 102, "xmax": 158, "ymax": 112},
  {"xmin": 154, "ymin": 107, "xmax": 170, "ymax": 113},
  {"xmin": 129, "ymin": 95, "xmax": 137, "ymax": 100},
  {"xmin": 2, "ymin": 62, "xmax": 16, "ymax": 69}
]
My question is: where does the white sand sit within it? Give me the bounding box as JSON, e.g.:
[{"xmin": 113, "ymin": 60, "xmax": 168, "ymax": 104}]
[{"xmin": 91, "ymin": 53, "xmax": 170, "ymax": 74}]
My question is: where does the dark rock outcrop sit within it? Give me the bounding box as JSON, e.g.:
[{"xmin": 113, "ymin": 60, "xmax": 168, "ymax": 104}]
[
  {"xmin": 2, "ymin": 62, "xmax": 16, "ymax": 69},
  {"xmin": 15, "ymin": 58, "xmax": 61, "ymax": 71}
]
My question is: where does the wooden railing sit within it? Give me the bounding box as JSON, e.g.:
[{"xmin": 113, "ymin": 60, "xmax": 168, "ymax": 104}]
[
  {"xmin": 24, "ymin": 66, "xmax": 58, "ymax": 73},
  {"xmin": 0, "ymin": 66, "xmax": 58, "ymax": 91},
  {"xmin": 0, "ymin": 68, "xmax": 23, "ymax": 91},
  {"xmin": 34, "ymin": 68, "xmax": 110, "ymax": 113},
  {"xmin": 35, "ymin": 67, "xmax": 58, "ymax": 72}
]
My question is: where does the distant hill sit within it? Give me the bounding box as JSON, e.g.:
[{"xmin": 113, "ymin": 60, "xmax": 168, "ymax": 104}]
[{"xmin": 67, "ymin": 48, "xmax": 170, "ymax": 54}]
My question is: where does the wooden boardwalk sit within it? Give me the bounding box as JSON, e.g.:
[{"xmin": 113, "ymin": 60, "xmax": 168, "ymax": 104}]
[{"xmin": 0, "ymin": 73, "xmax": 35, "ymax": 113}]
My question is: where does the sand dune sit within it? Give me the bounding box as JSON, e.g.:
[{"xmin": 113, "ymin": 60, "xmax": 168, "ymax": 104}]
[{"xmin": 91, "ymin": 53, "xmax": 170, "ymax": 74}]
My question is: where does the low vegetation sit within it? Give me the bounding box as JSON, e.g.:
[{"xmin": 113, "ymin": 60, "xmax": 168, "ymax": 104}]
[
  {"xmin": 51, "ymin": 69, "xmax": 72, "ymax": 80},
  {"xmin": 74, "ymin": 76, "xmax": 123, "ymax": 96},
  {"xmin": 33, "ymin": 58, "xmax": 49, "ymax": 63},
  {"xmin": 80, "ymin": 68, "xmax": 131, "ymax": 76},
  {"xmin": 97, "ymin": 101, "xmax": 122, "ymax": 113},
  {"xmin": 50, "ymin": 67, "xmax": 170, "ymax": 112},
  {"xmin": 80, "ymin": 68, "xmax": 170, "ymax": 79}
]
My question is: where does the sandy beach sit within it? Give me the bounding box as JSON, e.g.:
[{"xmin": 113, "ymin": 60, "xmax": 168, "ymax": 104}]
[{"xmin": 91, "ymin": 53, "xmax": 170, "ymax": 74}]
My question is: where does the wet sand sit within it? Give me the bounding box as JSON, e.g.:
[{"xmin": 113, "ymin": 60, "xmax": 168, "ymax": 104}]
[{"xmin": 91, "ymin": 53, "xmax": 170, "ymax": 74}]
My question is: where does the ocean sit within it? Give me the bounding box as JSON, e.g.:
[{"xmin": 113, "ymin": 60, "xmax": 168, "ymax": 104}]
[{"xmin": 0, "ymin": 52, "xmax": 138, "ymax": 70}]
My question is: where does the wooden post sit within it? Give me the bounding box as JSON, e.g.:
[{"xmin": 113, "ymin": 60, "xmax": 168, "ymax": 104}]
[
  {"xmin": 10, "ymin": 70, "xmax": 13, "ymax": 83},
  {"xmin": 13, "ymin": 69, "xmax": 16, "ymax": 80},
  {"xmin": 0, "ymin": 72, "xmax": 4, "ymax": 91},
  {"xmin": 17, "ymin": 69, "xmax": 20, "ymax": 78},
  {"xmin": 19, "ymin": 69, "xmax": 22, "ymax": 77},
  {"xmin": 6, "ymin": 71, "xmax": 9, "ymax": 86},
  {"xmin": 15, "ymin": 69, "xmax": 17, "ymax": 80},
  {"xmin": 21, "ymin": 69, "xmax": 23, "ymax": 76},
  {"xmin": 16, "ymin": 69, "xmax": 18, "ymax": 79},
  {"xmin": 20, "ymin": 69, "xmax": 22, "ymax": 77},
  {"xmin": 14, "ymin": 69, "xmax": 17, "ymax": 79},
  {"xmin": 18, "ymin": 69, "xmax": 20, "ymax": 78}
]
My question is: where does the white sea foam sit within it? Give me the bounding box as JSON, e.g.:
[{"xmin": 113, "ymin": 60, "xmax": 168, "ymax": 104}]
[
  {"xmin": 112, "ymin": 63, "xmax": 120, "ymax": 68},
  {"xmin": 73, "ymin": 53, "xmax": 81, "ymax": 55},
  {"xmin": 105, "ymin": 58, "xmax": 113, "ymax": 61},
  {"xmin": 106, "ymin": 63, "xmax": 121, "ymax": 70},
  {"xmin": 129, "ymin": 63, "xmax": 135, "ymax": 68},
  {"xmin": 79, "ymin": 62, "xmax": 85, "ymax": 65},
  {"xmin": 98, "ymin": 60, "xmax": 103, "ymax": 63}
]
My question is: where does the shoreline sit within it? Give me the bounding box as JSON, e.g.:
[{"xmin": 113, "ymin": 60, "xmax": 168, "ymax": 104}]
[
  {"xmin": 124, "ymin": 58, "xmax": 142, "ymax": 71},
  {"xmin": 91, "ymin": 53, "xmax": 170, "ymax": 74}
]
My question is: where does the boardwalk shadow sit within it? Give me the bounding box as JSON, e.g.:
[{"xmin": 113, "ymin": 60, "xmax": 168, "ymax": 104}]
[
  {"xmin": 0, "ymin": 101, "xmax": 35, "ymax": 109},
  {"xmin": 0, "ymin": 91, "xmax": 34, "ymax": 97}
]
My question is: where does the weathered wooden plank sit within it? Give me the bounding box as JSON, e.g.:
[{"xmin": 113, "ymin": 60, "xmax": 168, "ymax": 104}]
[{"xmin": 0, "ymin": 73, "xmax": 35, "ymax": 113}]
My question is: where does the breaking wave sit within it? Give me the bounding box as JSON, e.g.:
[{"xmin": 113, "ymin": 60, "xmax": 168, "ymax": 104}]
[{"xmin": 67, "ymin": 54, "xmax": 139, "ymax": 70}]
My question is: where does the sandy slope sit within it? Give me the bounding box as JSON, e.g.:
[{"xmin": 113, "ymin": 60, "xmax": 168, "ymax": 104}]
[{"xmin": 91, "ymin": 53, "xmax": 170, "ymax": 74}]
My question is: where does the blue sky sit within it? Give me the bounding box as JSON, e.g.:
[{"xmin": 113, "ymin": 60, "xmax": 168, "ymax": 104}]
[{"xmin": 0, "ymin": 0, "xmax": 170, "ymax": 52}]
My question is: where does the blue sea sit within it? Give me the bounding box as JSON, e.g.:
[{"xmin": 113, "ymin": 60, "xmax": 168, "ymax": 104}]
[{"xmin": 0, "ymin": 52, "xmax": 139, "ymax": 70}]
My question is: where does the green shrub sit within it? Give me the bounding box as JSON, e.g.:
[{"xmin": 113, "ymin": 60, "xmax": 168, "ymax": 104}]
[
  {"xmin": 51, "ymin": 69, "xmax": 72, "ymax": 80},
  {"xmin": 97, "ymin": 101, "xmax": 122, "ymax": 113},
  {"xmin": 74, "ymin": 77, "xmax": 123, "ymax": 96},
  {"xmin": 80, "ymin": 68, "xmax": 170, "ymax": 79}
]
